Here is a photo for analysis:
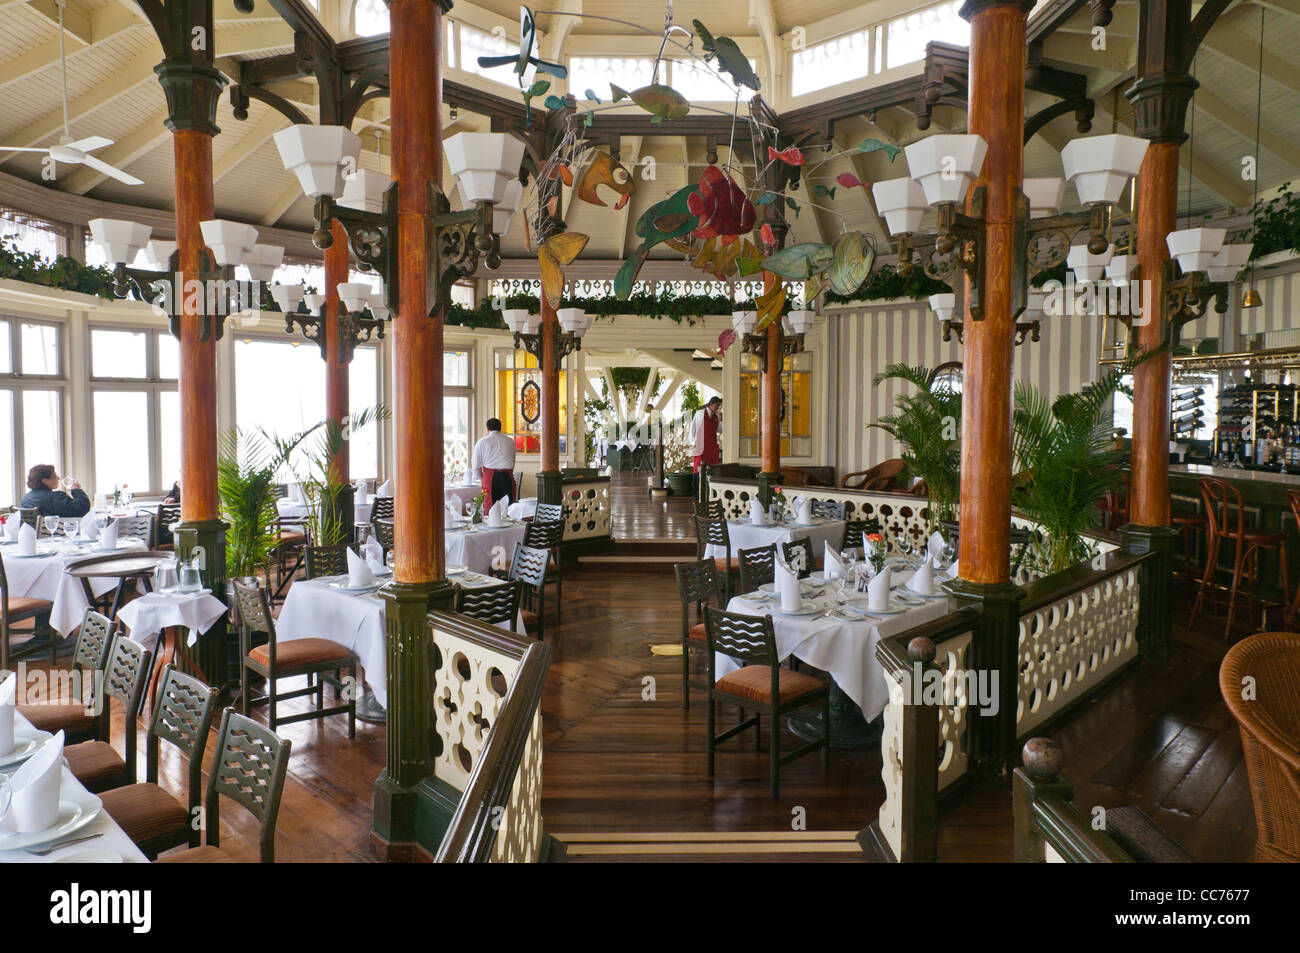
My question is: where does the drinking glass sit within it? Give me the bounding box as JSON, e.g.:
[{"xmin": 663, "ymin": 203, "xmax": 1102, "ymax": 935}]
[{"xmin": 42, "ymin": 515, "xmax": 59, "ymax": 538}]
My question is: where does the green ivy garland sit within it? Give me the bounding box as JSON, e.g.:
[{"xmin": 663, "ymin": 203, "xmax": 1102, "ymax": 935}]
[{"xmin": 0, "ymin": 236, "xmax": 116, "ymax": 298}]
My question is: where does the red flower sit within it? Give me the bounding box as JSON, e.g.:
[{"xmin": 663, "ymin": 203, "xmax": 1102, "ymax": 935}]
[
  {"xmin": 687, "ymin": 166, "xmax": 755, "ymax": 244},
  {"xmin": 867, "ymin": 533, "xmax": 883, "ymax": 542}
]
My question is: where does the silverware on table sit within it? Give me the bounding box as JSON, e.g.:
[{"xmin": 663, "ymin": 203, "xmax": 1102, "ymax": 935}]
[{"xmin": 26, "ymin": 832, "xmax": 104, "ymax": 856}]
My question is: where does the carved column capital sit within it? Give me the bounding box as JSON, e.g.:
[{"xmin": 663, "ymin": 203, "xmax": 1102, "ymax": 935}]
[{"xmin": 1124, "ymin": 72, "xmax": 1199, "ymax": 144}]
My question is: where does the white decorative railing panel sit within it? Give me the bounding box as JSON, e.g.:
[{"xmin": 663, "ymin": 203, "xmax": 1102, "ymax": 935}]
[
  {"xmin": 561, "ymin": 478, "xmax": 612, "ymax": 541},
  {"xmin": 432, "ymin": 626, "xmax": 520, "ymax": 790}
]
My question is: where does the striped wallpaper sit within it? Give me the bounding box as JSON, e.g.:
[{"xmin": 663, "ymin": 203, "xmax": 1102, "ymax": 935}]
[
  {"xmin": 827, "ymin": 300, "xmax": 1103, "ymax": 476},
  {"xmin": 1237, "ymin": 263, "xmax": 1300, "ymax": 338}
]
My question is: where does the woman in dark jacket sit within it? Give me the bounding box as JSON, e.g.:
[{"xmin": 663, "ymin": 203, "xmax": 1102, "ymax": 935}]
[{"xmin": 19, "ymin": 464, "xmax": 91, "ymax": 517}]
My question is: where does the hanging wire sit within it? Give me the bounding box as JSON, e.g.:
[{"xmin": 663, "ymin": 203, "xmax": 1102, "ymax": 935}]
[
  {"xmin": 1248, "ymin": 5, "xmax": 1265, "ymax": 296},
  {"xmin": 1184, "ymin": 57, "xmax": 1197, "ymax": 229}
]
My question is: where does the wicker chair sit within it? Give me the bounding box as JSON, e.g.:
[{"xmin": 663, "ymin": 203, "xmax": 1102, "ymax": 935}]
[
  {"xmin": 17, "ymin": 608, "xmax": 115, "ymax": 743},
  {"xmin": 454, "ymin": 580, "xmax": 522, "ymax": 631},
  {"xmin": 156, "ymin": 709, "xmax": 292, "ymax": 863},
  {"xmin": 673, "ymin": 560, "xmax": 723, "ymax": 709},
  {"xmin": 1219, "ymin": 632, "xmax": 1300, "ymax": 863},
  {"xmin": 1, "ymin": 550, "xmax": 55, "ymax": 669},
  {"xmin": 737, "ymin": 545, "xmax": 776, "ymax": 594},
  {"xmin": 841, "ymin": 459, "xmax": 906, "ymax": 491},
  {"xmin": 65, "ymin": 634, "xmax": 153, "ymax": 793}
]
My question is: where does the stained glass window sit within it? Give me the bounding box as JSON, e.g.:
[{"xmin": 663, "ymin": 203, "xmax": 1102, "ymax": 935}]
[
  {"xmin": 738, "ymin": 351, "xmax": 812, "ymax": 458},
  {"xmin": 494, "ymin": 349, "xmax": 567, "ymax": 454}
]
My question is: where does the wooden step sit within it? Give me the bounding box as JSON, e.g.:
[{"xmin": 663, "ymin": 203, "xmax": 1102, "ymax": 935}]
[{"xmin": 549, "ymin": 830, "xmax": 871, "ymax": 862}]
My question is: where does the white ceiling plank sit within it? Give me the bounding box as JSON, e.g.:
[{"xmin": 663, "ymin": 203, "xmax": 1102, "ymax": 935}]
[
  {"xmin": 213, "ymin": 108, "xmax": 290, "ymax": 184},
  {"xmin": 0, "ymin": 7, "xmax": 143, "ymax": 91},
  {"xmin": 260, "ymin": 180, "xmax": 306, "ymax": 227},
  {"xmin": 25, "ymin": 0, "xmax": 93, "ymax": 44},
  {"xmin": 65, "ymin": 109, "xmax": 172, "ymax": 193},
  {"xmin": 1194, "ymin": 87, "xmax": 1300, "ymax": 174},
  {"xmin": 1200, "ymin": 22, "xmax": 1300, "ymax": 91}
]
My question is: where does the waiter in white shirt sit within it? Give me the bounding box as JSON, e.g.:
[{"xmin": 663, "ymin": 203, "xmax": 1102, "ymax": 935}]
[
  {"xmin": 472, "ymin": 417, "xmax": 517, "ymax": 508},
  {"xmin": 688, "ymin": 396, "xmax": 723, "ymax": 497}
]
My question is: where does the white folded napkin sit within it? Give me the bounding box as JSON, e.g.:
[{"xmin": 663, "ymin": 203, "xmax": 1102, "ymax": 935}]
[
  {"xmin": 3, "ymin": 513, "xmax": 20, "ymax": 540},
  {"xmin": 346, "ymin": 547, "xmax": 374, "ymax": 588},
  {"xmin": 774, "ymin": 556, "xmax": 802, "ymax": 612},
  {"xmin": 355, "ymin": 479, "xmax": 369, "ymax": 505},
  {"xmin": 98, "ymin": 518, "xmax": 119, "ymax": 551},
  {"xmin": 792, "ymin": 495, "xmax": 811, "ymax": 524},
  {"xmin": 377, "ymin": 479, "xmax": 392, "ymax": 497},
  {"xmin": 363, "ymin": 537, "xmax": 386, "ymax": 573},
  {"xmin": 0, "ymin": 672, "xmax": 15, "ymax": 757},
  {"xmin": 446, "ymin": 500, "xmax": 459, "ymax": 530},
  {"xmin": 17, "ymin": 522, "xmax": 37, "ymax": 556},
  {"xmin": 2, "ymin": 730, "xmax": 63, "ymax": 833},
  {"xmin": 749, "ymin": 497, "xmax": 766, "ymax": 525},
  {"xmin": 929, "ymin": 531, "xmax": 947, "ymax": 568},
  {"xmin": 824, "ymin": 542, "xmax": 846, "ymax": 580},
  {"xmin": 947, "ymin": 559, "xmax": 960, "ymax": 580},
  {"xmin": 80, "ymin": 513, "xmax": 101, "ymax": 540},
  {"xmin": 909, "ymin": 559, "xmax": 935, "ymax": 596},
  {"xmin": 487, "ymin": 497, "xmax": 508, "ymax": 527},
  {"xmin": 868, "ymin": 567, "xmax": 891, "ymax": 611}
]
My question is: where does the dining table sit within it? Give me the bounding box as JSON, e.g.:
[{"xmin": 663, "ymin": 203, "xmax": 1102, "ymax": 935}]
[
  {"xmin": 116, "ymin": 589, "xmax": 228, "ymax": 709},
  {"xmin": 0, "ymin": 711, "xmax": 147, "ymax": 864},
  {"xmin": 722, "ymin": 559, "xmax": 954, "ymax": 747},
  {"xmin": 705, "ymin": 517, "xmax": 848, "ymax": 564},
  {"xmin": 0, "ymin": 537, "xmax": 148, "ymax": 637},
  {"xmin": 276, "ymin": 567, "xmax": 523, "ymax": 710}
]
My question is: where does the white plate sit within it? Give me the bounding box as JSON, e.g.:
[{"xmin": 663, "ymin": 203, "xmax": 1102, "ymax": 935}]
[
  {"xmin": 0, "ymin": 788, "xmax": 102, "ymax": 852},
  {"xmin": 327, "ymin": 582, "xmax": 381, "ymax": 593},
  {"xmin": 901, "ymin": 585, "xmax": 943, "ymax": 600},
  {"xmin": 3, "ymin": 551, "xmax": 45, "ymax": 559},
  {"xmin": 864, "ymin": 601, "xmax": 908, "ymax": 615},
  {"xmin": 446, "ymin": 565, "xmax": 468, "ymax": 576},
  {"xmin": 0, "ymin": 726, "xmax": 53, "ymax": 768},
  {"xmin": 774, "ymin": 602, "xmax": 821, "ymax": 616},
  {"xmin": 54, "ymin": 849, "xmax": 122, "ymax": 864}
]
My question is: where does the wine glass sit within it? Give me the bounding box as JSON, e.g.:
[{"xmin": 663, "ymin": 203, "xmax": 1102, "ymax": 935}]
[
  {"xmin": 42, "ymin": 515, "xmax": 59, "ymax": 539},
  {"xmin": 838, "ymin": 549, "xmax": 858, "ymax": 600}
]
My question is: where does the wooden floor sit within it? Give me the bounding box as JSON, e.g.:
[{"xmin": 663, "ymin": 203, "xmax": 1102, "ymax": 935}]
[
  {"xmin": 12, "ymin": 550, "xmax": 1260, "ymax": 863},
  {"xmin": 608, "ymin": 471, "xmax": 697, "ymax": 541}
]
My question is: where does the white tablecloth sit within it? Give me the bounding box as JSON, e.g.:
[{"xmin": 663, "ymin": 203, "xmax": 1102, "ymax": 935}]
[
  {"xmin": 722, "ymin": 583, "xmax": 950, "ymax": 721},
  {"xmin": 276, "ymin": 499, "xmax": 378, "ymax": 526},
  {"xmin": 0, "ymin": 712, "xmax": 148, "ymax": 864},
  {"xmin": 446, "ymin": 523, "xmax": 526, "ymax": 574},
  {"xmin": 0, "ymin": 539, "xmax": 146, "ymax": 636},
  {"xmin": 508, "ymin": 498, "xmax": 538, "ymax": 521},
  {"xmin": 446, "ymin": 484, "xmax": 481, "ymax": 511},
  {"xmin": 116, "ymin": 590, "xmax": 228, "ymax": 651},
  {"xmin": 706, "ymin": 519, "xmax": 846, "ymax": 563},
  {"xmin": 277, "ymin": 570, "xmax": 523, "ymax": 708}
]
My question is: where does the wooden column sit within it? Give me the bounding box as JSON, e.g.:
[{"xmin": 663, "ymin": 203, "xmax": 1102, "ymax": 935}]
[
  {"xmin": 324, "ymin": 218, "xmax": 350, "ymax": 483},
  {"xmin": 539, "ymin": 293, "xmax": 561, "ymax": 481},
  {"xmin": 760, "ymin": 280, "xmax": 781, "ymax": 475}
]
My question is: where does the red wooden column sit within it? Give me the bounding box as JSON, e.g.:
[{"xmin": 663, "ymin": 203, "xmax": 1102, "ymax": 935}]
[
  {"xmin": 537, "ymin": 293, "xmax": 561, "ymax": 504},
  {"xmin": 758, "ymin": 273, "xmax": 782, "ymax": 504},
  {"xmin": 374, "ymin": 0, "xmax": 452, "ymax": 861},
  {"xmin": 324, "ymin": 219, "xmax": 350, "ymax": 482}
]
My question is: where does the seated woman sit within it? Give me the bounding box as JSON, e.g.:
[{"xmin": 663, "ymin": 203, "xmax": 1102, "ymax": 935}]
[{"xmin": 19, "ymin": 464, "xmax": 91, "ymax": 518}]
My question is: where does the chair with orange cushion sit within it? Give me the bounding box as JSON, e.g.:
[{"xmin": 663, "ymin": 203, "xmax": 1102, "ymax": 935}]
[
  {"xmin": 695, "ymin": 514, "xmax": 737, "ymax": 601},
  {"xmin": 233, "ymin": 580, "xmax": 357, "ymax": 738},
  {"xmin": 1, "ymin": 550, "xmax": 55, "ymax": 669},
  {"xmin": 703, "ymin": 606, "xmax": 829, "ymax": 797},
  {"xmin": 1190, "ymin": 478, "xmax": 1290, "ymax": 639},
  {"xmin": 65, "ymin": 634, "xmax": 152, "ymax": 793},
  {"xmin": 156, "ymin": 709, "xmax": 292, "ymax": 863},
  {"xmin": 674, "ymin": 560, "xmax": 724, "ymax": 710},
  {"xmin": 99, "ymin": 665, "xmax": 217, "ymax": 859},
  {"xmin": 17, "ymin": 608, "xmax": 116, "ymax": 744}
]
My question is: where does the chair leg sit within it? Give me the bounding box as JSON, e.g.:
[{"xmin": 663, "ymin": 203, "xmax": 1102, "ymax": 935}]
[
  {"xmin": 681, "ymin": 638, "xmax": 690, "ymax": 710},
  {"xmin": 822, "ymin": 693, "xmax": 831, "ymax": 771},
  {"xmin": 269, "ymin": 676, "xmax": 278, "ymax": 732},
  {"xmin": 348, "ymin": 663, "xmax": 357, "ymax": 739},
  {"xmin": 769, "ymin": 706, "xmax": 780, "ymax": 798},
  {"xmin": 240, "ymin": 663, "xmax": 251, "ymax": 716},
  {"xmin": 1190, "ymin": 533, "xmax": 1220, "ymax": 627},
  {"xmin": 1226, "ymin": 542, "xmax": 1247, "ymax": 640},
  {"xmin": 1278, "ymin": 541, "xmax": 1290, "ymax": 608},
  {"xmin": 706, "ymin": 694, "xmax": 716, "ymax": 776}
]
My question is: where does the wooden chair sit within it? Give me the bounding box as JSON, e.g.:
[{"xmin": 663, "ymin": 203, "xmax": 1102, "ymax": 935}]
[
  {"xmin": 1190, "ymin": 478, "xmax": 1290, "ymax": 639},
  {"xmin": 156, "ymin": 709, "xmax": 292, "ymax": 863},
  {"xmin": 454, "ymin": 580, "xmax": 522, "ymax": 631},
  {"xmin": 233, "ymin": 580, "xmax": 357, "ymax": 738},
  {"xmin": 841, "ymin": 458, "xmax": 906, "ymax": 491},
  {"xmin": 304, "ymin": 542, "xmax": 357, "ymax": 579},
  {"xmin": 674, "ymin": 560, "xmax": 723, "ymax": 710},
  {"xmin": 507, "ymin": 543, "xmax": 551, "ymax": 640},
  {"xmin": 703, "ymin": 607, "xmax": 829, "ymax": 797},
  {"xmin": 776, "ymin": 468, "xmax": 811, "ymax": 488},
  {"xmin": 1219, "ymin": 632, "xmax": 1300, "ymax": 862},
  {"xmin": 695, "ymin": 515, "xmax": 737, "ymax": 601},
  {"xmin": 695, "ymin": 499, "xmax": 724, "ymax": 520},
  {"xmin": 115, "ymin": 513, "xmax": 154, "ymax": 543},
  {"xmin": 841, "ymin": 518, "xmax": 880, "ymax": 552},
  {"xmin": 371, "ymin": 497, "xmax": 394, "ymax": 522},
  {"xmin": 18, "ymin": 608, "xmax": 115, "ymax": 743},
  {"xmin": 1096, "ymin": 470, "xmax": 1130, "ymax": 532},
  {"xmin": 534, "ymin": 502, "xmax": 563, "ymax": 523},
  {"xmin": 65, "ymin": 634, "xmax": 153, "ymax": 793},
  {"xmin": 810, "ymin": 499, "xmax": 845, "ymax": 520},
  {"xmin": 270, "ymin": 516, "xmax": 310, "ymax": 601},
  {"xmin": 737, "ymin": 544, "xmax": 776, "ymax": 594},
  {"xmin": 154, "ymin": 503, "xmax": 182, "ymax": 551},
  {"xmin": 522, "ymin": 517, "xmax": 564, "ymax": 621},
  {"xmin": 781, "ymin": 536, "xmax": 816, "ymax": 577},
  {"xmin": 1, "ymin": 550, "xmax": 55, "ymax": 669},
  {"xmin": 99, "ymin": 665, "xmax": 217, "ymax": 859},
  {"xmin": 17, "ymin": 507, "xmax": 39, "ymax": 530}
]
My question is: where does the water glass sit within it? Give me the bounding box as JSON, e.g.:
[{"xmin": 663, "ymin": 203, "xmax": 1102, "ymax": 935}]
[{"xmin": 42, "ymin": 515, "xmax": 59, "ymax": 538}]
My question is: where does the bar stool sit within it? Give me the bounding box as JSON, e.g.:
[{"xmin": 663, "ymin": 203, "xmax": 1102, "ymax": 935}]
[
  {"xmin": 1190, "ymin": 478, "xmax": 1290, "ymax": 639},
  {"xmin": 1097, "ymin": 471, "xmax": 1129, "ymax": 532},
  {"xmin": 1171, "ymin": 507, "xmax": 1209, "ymax": 577},
  {"xmin": 1286, "ymin": 490, "xmax": 1300, "ymax": 630}
]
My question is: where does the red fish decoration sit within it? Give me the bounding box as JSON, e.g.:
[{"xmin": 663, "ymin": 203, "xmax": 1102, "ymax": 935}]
[
  {"xmin": 769, "ymin": 145, "xmax": 805, "ymax": 166},
  {"xmin": 687, "ymin": 166, "xmax": 755, "ymax": 244},
  {"xmin": 761, "ymin": 223, "xmax": 776, "ymax": 247},
  {"xmin": 836, "ymin": 171, "xmax": 869, "ymax": 190},
  {"xmin": 718, "ymin": 328, "xmax": 736, "ymax": 354}
]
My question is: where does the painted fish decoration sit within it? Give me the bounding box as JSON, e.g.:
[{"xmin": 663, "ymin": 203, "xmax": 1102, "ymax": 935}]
[
  {"xmin": 575, "ymin": 152, "xmax": 635, "ymax": 210},
  {"xmin": 475, "ymin": 6, "xmax": 568, "ymax": 81},
  {"xmin": 811, "ymin": 185, "xmax": 836, "ymax": 199},
  {"xmin": 858, "ymin": 138, "xmax": 902, "ymax": 161},
  {"xmin": 538, "ymin": 232, "xmax": 589, "ymax": 309},
  {"xmin": 828, "ymin": 231, "xmax": 877, "ymax": 296},
  {"xmin": 761, "ymin": 223, "xmax": 776, "ymax": 247},
  {"xmin": 687, "ymin": 166, "xmax": 755, "ymax": 244},
  {"xmin": 769, "ymin": 145, "xmax": 804, "ymax": 166},
  {"xmin": 521, "ymin": 79, "xmax": 550, "ymax": 125},
  {"xmin": 836, "ymin": 171, "xmax": 869, "ymax": 191},
  {"xmin": 614, "ymin": 184, "xmax": 699, "ymax": 299},
  {"xmin": 760, "ymin": 242, "xmax": 834, "ymax": 280},
  {"xmin": 692, "ymin": 19, "xmax": 761, "ymax": 91},
  {"xmin": 610, "ymin": 83, "xmax": 690, "ymax": 123},
  {"xmin": 585, "ymin": 88, "xmax": 602, "ymax": 103},
  {"xmin": 755, "ymin": 283, "xmax": 787, "ymax": 331},
  {"xmin": 753, "ymin": 193, "xmax": 777, "ymax": 206}
]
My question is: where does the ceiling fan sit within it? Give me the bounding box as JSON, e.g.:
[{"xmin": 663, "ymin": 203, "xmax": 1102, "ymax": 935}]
[{"xmin": 0, "ymin": 0, "xmax": 142, "ymax": 186}]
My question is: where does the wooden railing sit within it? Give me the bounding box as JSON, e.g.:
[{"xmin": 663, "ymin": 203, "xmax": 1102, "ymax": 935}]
[
  {"xmin": 707, "ymin": 478, "xmax": 933, "ymax": 544},
  {"xmin": 428, "ymin": 611, "xmax": 551, "ymax": 863},
  {"xmin": 1014, "ymin": 738, "xmax": 1133, "ymax": 863}
]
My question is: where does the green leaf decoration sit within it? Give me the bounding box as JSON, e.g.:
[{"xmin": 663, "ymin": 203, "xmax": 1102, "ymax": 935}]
[
  {"xmin": 527, "ymin": 79, "xmax": 551, "ymax": 97},
  {"xmin": 584, "ymin": 110, "xmax": 595, "ymax": 128},
  {"xmin": 760, "ymin": 242, "xmax": 833, "ymax": 279},
  {"xmin": 858, "ymin": 138, "xmax": 902, "ymax": 161},
  {"xmin": 544, "ymin": 95, "xmax": 566, "ymax": 109}
]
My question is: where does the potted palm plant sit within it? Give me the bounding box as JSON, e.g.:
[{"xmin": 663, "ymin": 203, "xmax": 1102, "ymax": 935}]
[
  {"xmin": 217, "ymin": 428, "xmax": 288, "ymax": 587},
  {"xmin": 870, "ymin": 363, "xmax": 962, "ymax": 526}
]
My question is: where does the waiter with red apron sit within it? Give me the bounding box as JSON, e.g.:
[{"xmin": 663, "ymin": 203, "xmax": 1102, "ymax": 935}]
[
  {"xmin": 689, "ymin": 396, "xmax": 723, "ymax": 495},
  {"xmin": 472, "ymin": 418, "xmax": 517, "ymax": 509}
]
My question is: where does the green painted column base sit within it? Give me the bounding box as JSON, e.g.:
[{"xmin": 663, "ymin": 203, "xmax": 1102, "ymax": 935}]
[
  {"xmin": 174, "ymin": 518, "xmax": 228, "ymax": 687},
  {"xmin": 372, "ymin": 577, "xmax": 455, "ymax": 855},
  {"xmin": 756, "ymin": 471, "xmax": 782, "ymax": 509},
  {"xmin": 1119, "ymin": 523, "xmax": 1176, "ymax": 666},
  {"xmin": 945, "ymin": 577, "xmax": 1025, "ymax": 783},
  {"xmin": 535, "ymin": 470, "xmax": 563, "ymax": 507}
]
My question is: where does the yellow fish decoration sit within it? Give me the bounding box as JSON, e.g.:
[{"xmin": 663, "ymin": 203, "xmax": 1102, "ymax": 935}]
[
  {"xmin": 754, "ymin": 281, "xmax": 787, "ymax": 331},
  {"xmin": 538, "ymin": 232, "xmax": 589, "ymax": 309},
  {"xmin": 575, "ymin": 152, "xmax": 636, "ymax": 209}
]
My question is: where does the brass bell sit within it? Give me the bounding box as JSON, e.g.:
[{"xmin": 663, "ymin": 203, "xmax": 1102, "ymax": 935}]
[{"xmin": 1242, "ymin": 287, "xmax": 1262, "ymax": 309}]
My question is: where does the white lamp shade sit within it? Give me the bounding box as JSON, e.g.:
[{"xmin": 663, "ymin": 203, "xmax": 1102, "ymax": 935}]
[
  {"xmin": 269, "ymin": 283, "xmax": 305, "ymax": 312},
  {"xmin": 1024, "ymin": 289, "xmax": 1047, "ymax": 320},
  {"xmin": 304, "ymin": 293, "xmax": 327, "ymax": 313},
  {"xmin": 1206, "ymin": 241, "xmax": 1254, "ymax": 282},
  {"xmin": 1067, "ymin": 243, "xmax": 1114, "ymax": 282},
  {"xmin": 557, "ymin": 307, "xmax": 587, "ymax": 334},
  {"xmin": 731, "ymin": 310, "xmax": 757, "ymax": 334},
  {"xmin": 142, "ymin": 239, "xmax": 177, "ymax": 270},
  {"xmin": 491, "ymin": 178, "xmax": 524, "ymax": 235},
  {"xmin": 1166, "ymin": 227, "xmax": 1226, "ymax": 274},
  {"xmin": 502, "ymin": 308, "xmax": 530, "ymax": 333},
  {"xmin": 1105, "ymin": 253, "xmax": 1138, "ymax": 284},
  {"xmin": 443, "ymin": 132, "xmax": 527, "ymax": 205},
  {"xmin": 367, "ymin": 292, "xmax": 391, "ymax": 321},
  {"xmin": 88, "ymin": 218, "xmax": 151, "ymax": 265},
  {"xmin": 787, "ymin": 309, "xmax": 815, "ymax": 334},
  {"xmin": 871, "ymin": 178, "xmax": 929, "ymax": 236},
  {"xmin": 1060, "ymin": 134, "xmax": 1149, "ymax": 206},
  {"xmin": 1024, "ymin": 177, "xmax": 1066, "ymax": 218},
  {"xmin": 904, "ymin": 134, "xmax": 988, "ymax": 206},
  {"xmin": 929, "ymin": 293, "xmax": 956, "ymax": 322},
  {"xmin": 273, "ymin": 124, "xmax": 363, "ymax": 199},
  {"xmin": 242, "ymin": 243, "xmax": 284, "ymax": 283},
  {"xmin": 339, "ymin": 168, "xmax": 392, "ymax": 213},
  {"xmin": 337, "ymin": 282, "xmax": 373, "ymax": 312},
  {"xmin": 199, "ymin": 219, "xmax": 258, "ymax": 267}
]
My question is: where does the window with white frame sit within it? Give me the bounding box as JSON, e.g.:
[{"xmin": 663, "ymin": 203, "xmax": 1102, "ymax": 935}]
[
  {"xmin": 89, "ymin": 327, "xmax": 180, "ymax": 497},
  {"xmin": 568, "ymin": 57, "xmax": 655, "ymax": 100},
  {"xmin": 790, "ymin": 27, "xmax": 874, "ymax": 96},
  {"xmin": 459, "ymin": 23, "xmax": 518, "ymax": 86},
  {"xmin": 886, "ymin": 1, "xmax": 969, "ymax": 70},
  {"xmin": 1, "ymin": 317, "xmax": 65, "ymax": 507},
  {"xmin": 669, "ymin": 57, "xmax": 756, "ymax": 101},
  {"xmin": 353, "ymin": 0, "xmax": 388, "ymax": 37},
  {"xmin": 445, "ymin": 349, "xmax": 473, "ymax": 484},
  {"xmin": 0, "ymin": 206, "xmax": 66, "ymax": 262}
]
